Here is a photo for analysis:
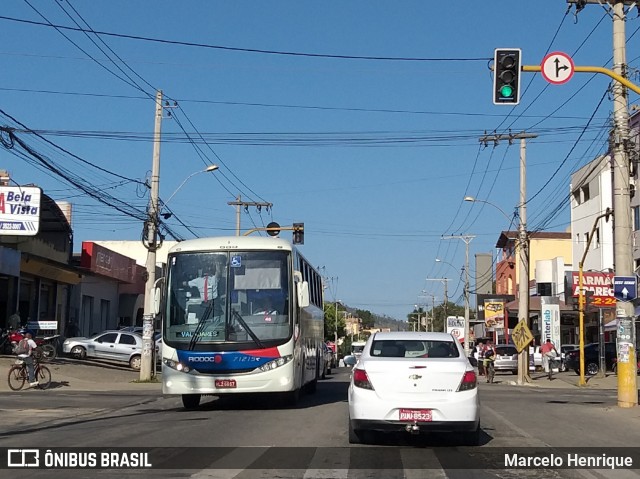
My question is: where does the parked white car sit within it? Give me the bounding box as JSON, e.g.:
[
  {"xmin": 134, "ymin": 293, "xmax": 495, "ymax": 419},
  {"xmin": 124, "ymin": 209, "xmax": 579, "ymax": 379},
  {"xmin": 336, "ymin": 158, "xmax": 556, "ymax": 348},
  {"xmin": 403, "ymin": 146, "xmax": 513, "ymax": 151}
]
[{"xmin": 347, "ymin": 331, "xmax": 480, "ymax": 445}]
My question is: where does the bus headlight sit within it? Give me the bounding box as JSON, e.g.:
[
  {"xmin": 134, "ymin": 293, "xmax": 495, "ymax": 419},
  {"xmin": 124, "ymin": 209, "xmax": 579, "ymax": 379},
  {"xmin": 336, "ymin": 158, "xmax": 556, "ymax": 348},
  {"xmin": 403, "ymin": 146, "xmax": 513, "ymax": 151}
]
[
  {"xmin": 163, "ymin": 358, "xmax": 190, "ymax": 373},
  {"xmin": 257, "ymin": 354, "xmax": 293, "ymax": 372}
]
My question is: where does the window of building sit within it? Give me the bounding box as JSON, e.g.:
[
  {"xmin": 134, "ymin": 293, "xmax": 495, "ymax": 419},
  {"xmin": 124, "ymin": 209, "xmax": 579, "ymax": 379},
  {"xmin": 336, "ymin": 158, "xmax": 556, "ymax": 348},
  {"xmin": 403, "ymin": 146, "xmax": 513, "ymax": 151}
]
[
  {"xmin": 634, "ymin": 206, "xmax": 640, "ymax": 231},
  {"xmin": 582, "ymin": 185, "xmax": 590, "ymax": 202}
]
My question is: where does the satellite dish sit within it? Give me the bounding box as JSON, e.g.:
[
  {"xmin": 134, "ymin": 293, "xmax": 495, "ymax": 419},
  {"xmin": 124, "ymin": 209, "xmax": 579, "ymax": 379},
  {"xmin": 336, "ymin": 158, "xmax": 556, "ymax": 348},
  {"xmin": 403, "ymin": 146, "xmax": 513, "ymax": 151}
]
[{"xmin": 266, "ymin": 222, "xmax": 280, "ymax": 237}]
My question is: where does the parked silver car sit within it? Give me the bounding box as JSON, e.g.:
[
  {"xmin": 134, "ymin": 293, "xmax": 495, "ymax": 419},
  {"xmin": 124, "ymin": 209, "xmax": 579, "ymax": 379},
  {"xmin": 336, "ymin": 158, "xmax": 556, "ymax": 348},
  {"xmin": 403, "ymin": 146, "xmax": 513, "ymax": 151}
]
[
  {"xmin": 493, "ymin": 345, "xmax": 518, "ymax": 374},
  {"xmin": 63, "ymin": 330, "xmax": 145, "ymax": 370}
]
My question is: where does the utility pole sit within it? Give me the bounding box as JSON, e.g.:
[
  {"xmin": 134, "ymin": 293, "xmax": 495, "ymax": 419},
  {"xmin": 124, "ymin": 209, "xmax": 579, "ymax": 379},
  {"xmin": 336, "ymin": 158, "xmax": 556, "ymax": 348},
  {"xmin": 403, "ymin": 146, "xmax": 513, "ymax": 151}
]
[
  {"xmin": 479, "ymin": 131, "xmax": 537, "ymax": 385},
  {"xmin": 568, "ymin": 0, "xmax": 637, "ymax": 408},
  {"xmin": 424, "ymin": 279, "xmax": 449, "ymax": 330},
  {"xmin": 140, "ymin": 90, "xmax": 163, "ymax": 381},
  {"xmin": 227, "ymin": 195, "xmax": 273, "ymax": 235},
  {"xmin": 442, "ymin": 235, "xmax": 475, "ymax": 357}
]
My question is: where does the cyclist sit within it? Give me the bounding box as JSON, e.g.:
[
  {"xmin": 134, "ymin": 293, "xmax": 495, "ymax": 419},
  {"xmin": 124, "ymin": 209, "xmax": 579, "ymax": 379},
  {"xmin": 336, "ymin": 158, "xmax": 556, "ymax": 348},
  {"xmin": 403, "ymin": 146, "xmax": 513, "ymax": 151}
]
[
  {"xmin": 483, "ymin": 341, "xmax": 496, "ymax": 383},
  {"xmin": 15, "ymin": 331, "xmax": 38, "ymax": 387}
]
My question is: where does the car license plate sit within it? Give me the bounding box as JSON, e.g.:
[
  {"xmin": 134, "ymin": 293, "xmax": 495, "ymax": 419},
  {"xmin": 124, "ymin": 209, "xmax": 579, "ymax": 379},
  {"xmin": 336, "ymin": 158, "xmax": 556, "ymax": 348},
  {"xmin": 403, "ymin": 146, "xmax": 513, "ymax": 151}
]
[
  {"xmin": 215, "ymin": 379, "xmax": 237, "ymax": 388},
  {"xmin": 399, "ymin": 408, "xmax": 432, "ymax": 422}
]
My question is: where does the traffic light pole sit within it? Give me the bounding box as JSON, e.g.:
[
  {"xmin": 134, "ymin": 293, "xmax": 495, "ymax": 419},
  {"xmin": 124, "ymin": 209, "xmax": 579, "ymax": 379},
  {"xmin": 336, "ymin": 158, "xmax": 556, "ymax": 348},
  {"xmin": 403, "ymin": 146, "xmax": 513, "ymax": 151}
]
[
  {"xmin": 565, "ymin": 0, "xmax": 638, "ymax": 408},
  {"xmin": 577, "ymin": 210, "xmax": 613, "ymax": 386},
  {"xmin": 500, "ymin": 0, "xmax": 639, "ymax": 406}
]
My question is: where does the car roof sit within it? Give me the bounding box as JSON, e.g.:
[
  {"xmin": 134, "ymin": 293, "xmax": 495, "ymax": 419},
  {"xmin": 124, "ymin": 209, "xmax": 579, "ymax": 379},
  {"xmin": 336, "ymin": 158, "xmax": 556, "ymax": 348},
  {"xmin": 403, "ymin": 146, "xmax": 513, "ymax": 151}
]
[{"xmin": 370, "ymin": 331, "xmax": 456, "ymax": 341}]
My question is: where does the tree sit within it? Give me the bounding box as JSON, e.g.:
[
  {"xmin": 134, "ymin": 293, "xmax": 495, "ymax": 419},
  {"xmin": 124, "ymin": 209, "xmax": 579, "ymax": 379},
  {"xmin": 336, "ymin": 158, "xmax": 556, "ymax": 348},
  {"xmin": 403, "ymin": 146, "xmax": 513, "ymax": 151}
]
[
  {"xmin": 355, "ymin": 309, "xmax": 375, "ymax": 329},
  {"xmin": 323, "ymin": 302, "xmax": 345, "ymax": 342}
]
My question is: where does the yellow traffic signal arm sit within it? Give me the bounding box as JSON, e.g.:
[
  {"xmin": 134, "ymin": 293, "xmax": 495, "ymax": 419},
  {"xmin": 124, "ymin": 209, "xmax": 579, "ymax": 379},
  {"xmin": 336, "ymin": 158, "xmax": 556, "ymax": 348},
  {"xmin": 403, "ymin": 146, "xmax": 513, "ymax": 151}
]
[{"xmin": 522, "ymin": 65, "xmax": 640, "ymax": 95}]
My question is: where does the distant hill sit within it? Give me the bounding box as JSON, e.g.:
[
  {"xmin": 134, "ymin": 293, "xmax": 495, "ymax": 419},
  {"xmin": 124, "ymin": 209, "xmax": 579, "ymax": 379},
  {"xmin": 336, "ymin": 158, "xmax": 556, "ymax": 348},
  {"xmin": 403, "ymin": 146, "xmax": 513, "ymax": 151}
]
[{"xmin": 374, "ymin": 314, "xmax": 410, "ymax": 332}]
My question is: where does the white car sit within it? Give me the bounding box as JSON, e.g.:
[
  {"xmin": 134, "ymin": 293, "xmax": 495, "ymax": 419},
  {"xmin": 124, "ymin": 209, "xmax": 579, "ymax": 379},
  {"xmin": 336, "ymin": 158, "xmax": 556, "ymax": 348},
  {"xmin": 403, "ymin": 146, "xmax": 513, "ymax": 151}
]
[{"xmin": 347, "ymin": 331, "xmax": 480, "ymax": 445}]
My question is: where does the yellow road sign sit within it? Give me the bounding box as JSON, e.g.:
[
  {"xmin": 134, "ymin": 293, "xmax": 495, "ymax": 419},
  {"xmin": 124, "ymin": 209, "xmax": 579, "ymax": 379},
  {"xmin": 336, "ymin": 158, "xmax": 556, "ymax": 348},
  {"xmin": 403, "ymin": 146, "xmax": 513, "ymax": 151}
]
[{"xmin": 511, "ymin": 319, "xmax": 533, "ymax": 353}]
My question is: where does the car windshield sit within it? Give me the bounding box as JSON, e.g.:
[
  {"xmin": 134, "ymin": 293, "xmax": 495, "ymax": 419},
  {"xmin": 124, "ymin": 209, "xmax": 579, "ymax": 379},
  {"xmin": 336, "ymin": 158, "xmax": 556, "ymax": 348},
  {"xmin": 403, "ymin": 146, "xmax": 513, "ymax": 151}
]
[{"xmin": 370, "ymin": 339, "xmax": 460, "ymax": 358}]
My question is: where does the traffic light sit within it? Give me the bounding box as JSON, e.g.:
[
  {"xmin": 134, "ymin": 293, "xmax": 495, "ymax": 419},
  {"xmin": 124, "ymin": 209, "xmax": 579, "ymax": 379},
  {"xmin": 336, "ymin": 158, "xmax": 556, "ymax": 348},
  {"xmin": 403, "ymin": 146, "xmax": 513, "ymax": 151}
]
[
  {"xmin": 493, "ymin": 49, "xmax": 521, "ymax": 105},
  {"xmin": 292, "ymin": 223, "xmax": 304, "ymax": 244}
]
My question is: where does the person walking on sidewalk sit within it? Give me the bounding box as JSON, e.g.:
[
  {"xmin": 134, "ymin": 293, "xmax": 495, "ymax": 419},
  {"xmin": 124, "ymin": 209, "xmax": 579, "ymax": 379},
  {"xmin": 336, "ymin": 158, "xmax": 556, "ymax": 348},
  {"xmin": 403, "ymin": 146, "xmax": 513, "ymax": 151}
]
[{"xmin": 540, "ymin": 339, "xmax": 559, "ymax": 380}]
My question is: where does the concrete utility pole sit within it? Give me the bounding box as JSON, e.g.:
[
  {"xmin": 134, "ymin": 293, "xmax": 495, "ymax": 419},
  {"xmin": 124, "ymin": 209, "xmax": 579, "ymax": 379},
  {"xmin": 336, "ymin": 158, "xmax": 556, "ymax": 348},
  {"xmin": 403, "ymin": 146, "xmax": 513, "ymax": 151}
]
[
  {"xmin": 568, "ymin": 0, "xmax": 638, "ymax": 408},
  {"xmin": 424, "ymin": 279, "xmax": 450, "ymax": 330},
  {"xmin": 479, "ymin": 132, "xmax": 537, "ymax": 385},
  {"xmin": 442, "ymin": 235, "xmax": 475, "ymax": 357},
  {"xmin": 227, "ymin": 195, "xmax": 273, "ymax": 235},
  {"xmin": 140, "ymin": 90, "xmax": 164, "ymax": 381}
]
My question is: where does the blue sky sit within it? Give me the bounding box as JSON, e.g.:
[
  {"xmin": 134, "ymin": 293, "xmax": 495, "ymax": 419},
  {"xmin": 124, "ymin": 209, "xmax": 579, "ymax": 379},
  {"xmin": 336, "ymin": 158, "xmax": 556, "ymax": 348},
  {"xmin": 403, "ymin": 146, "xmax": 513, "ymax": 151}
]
[{"xmin": 1, "ymin": 1, "xmax": 638, "ymax": 321}]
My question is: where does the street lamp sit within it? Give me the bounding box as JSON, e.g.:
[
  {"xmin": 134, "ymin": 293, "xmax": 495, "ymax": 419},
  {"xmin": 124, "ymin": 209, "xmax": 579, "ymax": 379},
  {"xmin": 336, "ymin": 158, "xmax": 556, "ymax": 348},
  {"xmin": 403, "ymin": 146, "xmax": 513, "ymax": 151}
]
[
  {"xmin": 140, "ymin": 163, "xmax": 219, "ymax": 381},
  {"xmin": 463, "ymin": 196, "xmax": 514, "ymax": 224},
  {"xmin": 161, "ymin": 164, "xmax": 219, "ymax": 216}
]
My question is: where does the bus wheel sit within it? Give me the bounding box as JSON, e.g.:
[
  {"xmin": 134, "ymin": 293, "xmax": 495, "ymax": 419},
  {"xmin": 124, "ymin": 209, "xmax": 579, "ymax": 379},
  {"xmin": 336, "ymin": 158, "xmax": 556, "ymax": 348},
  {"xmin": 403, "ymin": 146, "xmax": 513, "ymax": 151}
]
[{"xmin": 182, "ymin": 394, "xmax": 201, "ymax": 410}]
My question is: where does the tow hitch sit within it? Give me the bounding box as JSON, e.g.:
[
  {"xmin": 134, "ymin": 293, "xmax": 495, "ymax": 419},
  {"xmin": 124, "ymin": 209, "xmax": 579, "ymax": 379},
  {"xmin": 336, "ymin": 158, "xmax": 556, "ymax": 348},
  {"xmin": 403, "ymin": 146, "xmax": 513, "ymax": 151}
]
[{"xmin": 405, "ymin": 422, "xmax": 420, "ymax": 435}]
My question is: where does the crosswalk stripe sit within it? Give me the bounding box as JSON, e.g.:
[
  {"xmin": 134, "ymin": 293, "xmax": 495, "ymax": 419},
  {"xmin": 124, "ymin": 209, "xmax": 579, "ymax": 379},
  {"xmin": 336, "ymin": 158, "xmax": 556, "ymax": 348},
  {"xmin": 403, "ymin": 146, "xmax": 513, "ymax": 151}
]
[
  {"xmin": 190, "ymin": 447, "xmax": 269, "ymax": 479},
  {"xmin": 302, "ymin": 447, "xmax": 349, "ymax": 479},
  {"xmin": 187, "ymin": 447, "xmax": 450, "ymax": 478},
  {"xmin": 400, "ymin": 448, "xmax": 448, "ymax": 479}
]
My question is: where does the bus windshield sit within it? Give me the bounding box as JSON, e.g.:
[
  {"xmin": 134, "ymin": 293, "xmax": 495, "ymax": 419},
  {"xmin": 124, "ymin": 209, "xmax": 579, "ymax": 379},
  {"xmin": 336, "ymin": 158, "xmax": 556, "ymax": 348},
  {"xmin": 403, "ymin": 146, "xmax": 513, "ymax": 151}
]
[{"xmin": 164, "ymin": 250, "xmax": 291, "ymax": 346}]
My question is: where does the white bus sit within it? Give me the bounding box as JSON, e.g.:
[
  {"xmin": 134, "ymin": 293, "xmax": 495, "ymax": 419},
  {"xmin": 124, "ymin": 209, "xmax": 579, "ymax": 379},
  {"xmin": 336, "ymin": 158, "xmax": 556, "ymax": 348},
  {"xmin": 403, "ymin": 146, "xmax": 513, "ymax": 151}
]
[{"xmin": 159, "ymin": 236, "xmax": 325, "ymax": 409}]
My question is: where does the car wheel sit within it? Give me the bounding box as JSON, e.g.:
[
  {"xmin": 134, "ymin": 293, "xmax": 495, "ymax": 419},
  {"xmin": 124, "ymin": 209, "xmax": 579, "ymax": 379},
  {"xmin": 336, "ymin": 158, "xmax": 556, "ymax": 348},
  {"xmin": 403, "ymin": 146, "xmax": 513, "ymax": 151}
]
[
  {"xmin": 182, "ymin": 394, "xmax": 201, "ymax": 410},
  {"xmin": 129, "ymin": 355, "xmax": 141, "ymax": 370},
  {"xmin": 586, "ymin": 362, "xmax": 599, "ymax": 375},
  {"xmin": 70, "ymin": 345, "xmax": 86, "ymax": 359}
]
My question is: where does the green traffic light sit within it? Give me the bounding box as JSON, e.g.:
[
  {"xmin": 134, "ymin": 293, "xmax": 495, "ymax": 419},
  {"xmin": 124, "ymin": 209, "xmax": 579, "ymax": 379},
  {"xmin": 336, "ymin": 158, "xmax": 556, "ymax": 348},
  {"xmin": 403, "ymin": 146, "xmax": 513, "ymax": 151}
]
[{"xmin": 500, "ymin": 85, "xmax": 514, "ymax": 98}]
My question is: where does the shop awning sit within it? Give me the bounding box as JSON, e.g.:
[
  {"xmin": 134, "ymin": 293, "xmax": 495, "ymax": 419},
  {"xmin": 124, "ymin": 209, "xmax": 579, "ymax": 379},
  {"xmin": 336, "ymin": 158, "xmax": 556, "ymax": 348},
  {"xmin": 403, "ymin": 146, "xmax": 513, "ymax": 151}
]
[{"xmin": 21, "ymin": 256, "xmax": 82, "ymax": 284}]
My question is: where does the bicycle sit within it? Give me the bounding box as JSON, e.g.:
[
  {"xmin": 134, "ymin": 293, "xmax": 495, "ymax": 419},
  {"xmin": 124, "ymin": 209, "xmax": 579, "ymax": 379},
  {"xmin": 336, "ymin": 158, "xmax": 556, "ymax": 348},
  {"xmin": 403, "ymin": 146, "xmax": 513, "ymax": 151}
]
[{"xmin": 7, "ymin": 358, "xmax": 51, "ymax": 391}]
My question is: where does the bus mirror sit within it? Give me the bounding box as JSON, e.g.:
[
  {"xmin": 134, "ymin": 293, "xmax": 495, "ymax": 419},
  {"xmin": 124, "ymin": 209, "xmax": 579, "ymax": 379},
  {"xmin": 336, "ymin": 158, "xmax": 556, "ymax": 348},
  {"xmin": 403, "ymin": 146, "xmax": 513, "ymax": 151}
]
[
  {"xmin": 153, "ymin": 287, "xmax": 161, "ymax": 315},
  {"xmin": 297, "ymin": 281, "xmax": 310, "ymax": 308}
]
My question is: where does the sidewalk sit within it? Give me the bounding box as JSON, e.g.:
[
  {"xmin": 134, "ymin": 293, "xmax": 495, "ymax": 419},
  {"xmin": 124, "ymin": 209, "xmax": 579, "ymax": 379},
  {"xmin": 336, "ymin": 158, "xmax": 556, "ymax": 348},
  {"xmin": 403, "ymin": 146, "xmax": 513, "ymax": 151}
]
[
  {"xmin": 0, "ymin": 355, "xmax": 161, "ymax": 393},
  {"xmin": 490, "ymin": 370, "xmax": 622, "ymax": 389}
]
